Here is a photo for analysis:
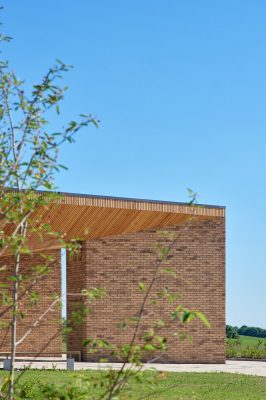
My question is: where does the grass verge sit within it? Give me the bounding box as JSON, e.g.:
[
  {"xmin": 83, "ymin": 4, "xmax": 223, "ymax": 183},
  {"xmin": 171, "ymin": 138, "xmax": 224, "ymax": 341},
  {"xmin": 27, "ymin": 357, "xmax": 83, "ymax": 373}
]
[{"xmin": 0, "ymin": 370, "xmax": 266, "ymax": 399}]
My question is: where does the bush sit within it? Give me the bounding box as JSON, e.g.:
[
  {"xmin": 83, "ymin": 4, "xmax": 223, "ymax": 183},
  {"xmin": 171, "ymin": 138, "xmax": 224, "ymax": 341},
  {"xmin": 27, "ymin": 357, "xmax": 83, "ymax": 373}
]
[
  {"xmin": 0, "ymin": 379, "xmax": 89, "ymax": 400},
  {"xmin": 226, "ymin": 325, "xmax": 239, "ymax": 339},
  {"xmin": 226, "ymin": 337, "xmax": 266, "ymax": 359}
]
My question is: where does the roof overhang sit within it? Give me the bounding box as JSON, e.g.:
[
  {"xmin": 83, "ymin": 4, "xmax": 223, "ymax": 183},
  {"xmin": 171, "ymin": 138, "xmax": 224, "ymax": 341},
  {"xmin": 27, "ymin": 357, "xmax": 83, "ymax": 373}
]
[{"xmin": 3, "ymin": 192, "xmax": 225, "ymax": 252}]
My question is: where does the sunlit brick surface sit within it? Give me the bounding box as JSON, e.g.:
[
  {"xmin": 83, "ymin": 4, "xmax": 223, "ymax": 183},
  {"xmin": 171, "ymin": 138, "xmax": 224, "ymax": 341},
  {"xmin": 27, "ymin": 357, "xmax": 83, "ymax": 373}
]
[{"xmin": 67, "ymin": 217, "xmax": 225, "ymax": 363}]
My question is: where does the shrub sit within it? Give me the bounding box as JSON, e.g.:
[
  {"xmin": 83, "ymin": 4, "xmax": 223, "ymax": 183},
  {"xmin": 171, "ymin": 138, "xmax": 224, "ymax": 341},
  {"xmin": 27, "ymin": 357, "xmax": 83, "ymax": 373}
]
[{"xmin": 226, "ymin": 325, "xmax": 239, "ymax": 339}]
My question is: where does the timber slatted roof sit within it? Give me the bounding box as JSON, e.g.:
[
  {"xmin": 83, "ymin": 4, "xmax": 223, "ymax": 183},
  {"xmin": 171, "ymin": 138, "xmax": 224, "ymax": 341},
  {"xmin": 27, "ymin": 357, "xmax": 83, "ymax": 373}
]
[{"xmin": 25, "ymin": 192, "xmax": 225, "ymax": 251}]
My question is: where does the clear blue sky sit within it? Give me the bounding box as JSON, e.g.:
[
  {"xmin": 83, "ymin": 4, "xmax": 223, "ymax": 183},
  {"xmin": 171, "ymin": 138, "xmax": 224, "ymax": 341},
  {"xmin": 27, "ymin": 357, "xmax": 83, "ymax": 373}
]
[{"xmin": 3, "ymin": 1, "xmax": 266, "ymax": 328}]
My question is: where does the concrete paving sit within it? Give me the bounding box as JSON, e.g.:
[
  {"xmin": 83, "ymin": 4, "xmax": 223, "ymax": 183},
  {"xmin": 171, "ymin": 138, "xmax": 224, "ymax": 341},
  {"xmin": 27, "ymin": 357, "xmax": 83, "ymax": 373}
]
[{"xmin": 1, "ymin": 360, "xmax": 266, "ymax": 377}]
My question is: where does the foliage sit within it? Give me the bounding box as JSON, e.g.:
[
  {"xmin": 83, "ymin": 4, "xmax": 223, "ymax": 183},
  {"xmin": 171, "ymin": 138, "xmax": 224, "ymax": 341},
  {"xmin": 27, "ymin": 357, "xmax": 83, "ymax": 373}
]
[
  {"xmin": 226, "ymin": 335, "xmax": 266, "ymax": 359},
  {"xmin": 226, "ymin": 325, "xmax": 239, "ymax": 339},
  {"xmin": 0, "ymin": 15, "xmax": 98, "ymax": 398},
  {"xmin": 238, "ymin": 325, "xmax": 266, "ymax": 338},
  {"xmin": 62, "ymin": 317, "xmax": 67, "ymax": 352},
  {"xmin": 226, "ymin": 324, "xmax": 266, "ymax": 339}
]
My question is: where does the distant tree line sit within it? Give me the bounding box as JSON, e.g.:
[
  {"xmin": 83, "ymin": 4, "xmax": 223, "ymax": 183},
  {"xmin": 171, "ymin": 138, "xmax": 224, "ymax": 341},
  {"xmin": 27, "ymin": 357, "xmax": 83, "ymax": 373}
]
[{"xmin": 226, "ymin": 325, "xmax": 266, "ymax": 339}]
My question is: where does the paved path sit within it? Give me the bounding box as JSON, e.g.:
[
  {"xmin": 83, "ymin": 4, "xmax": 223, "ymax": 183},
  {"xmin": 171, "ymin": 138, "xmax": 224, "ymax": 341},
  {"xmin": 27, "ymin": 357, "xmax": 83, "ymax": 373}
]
[{"xmin": 1, "ymin": 360, "xmax": 266, "ymax": 377}]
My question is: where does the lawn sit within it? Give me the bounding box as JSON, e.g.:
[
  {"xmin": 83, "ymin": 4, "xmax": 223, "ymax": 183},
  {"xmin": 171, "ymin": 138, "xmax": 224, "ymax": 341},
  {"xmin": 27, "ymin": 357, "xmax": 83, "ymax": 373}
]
[{"xmin": 1, "ymin": 370, "xmax": 266, "ymax": 399}]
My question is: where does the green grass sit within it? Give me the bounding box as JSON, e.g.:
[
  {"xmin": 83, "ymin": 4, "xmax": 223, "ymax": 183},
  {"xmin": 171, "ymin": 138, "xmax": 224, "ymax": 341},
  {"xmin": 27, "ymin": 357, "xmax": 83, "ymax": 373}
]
[
  {"xmin": 1, "ymin": 370, "xmax": 266, "ymax": 399},
  {"xmin": 239, "ymin": 335, "xmax": 266, "ymax": 346}
]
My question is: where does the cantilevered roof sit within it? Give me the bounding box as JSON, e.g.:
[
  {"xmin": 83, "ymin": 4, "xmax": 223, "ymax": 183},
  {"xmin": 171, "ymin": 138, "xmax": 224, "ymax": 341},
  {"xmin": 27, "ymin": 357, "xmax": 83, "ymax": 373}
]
[{"xmin": 24, "ymin": 192, "xmax": 225, "ymax": 251}]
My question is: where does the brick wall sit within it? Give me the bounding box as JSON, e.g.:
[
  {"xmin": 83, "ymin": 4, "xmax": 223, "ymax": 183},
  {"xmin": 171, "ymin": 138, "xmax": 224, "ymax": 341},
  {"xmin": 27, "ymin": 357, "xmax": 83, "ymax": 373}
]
[
  {"xmin": 67, "ymin": 217, "xmax": 225, "ymax": 363},
  {"xmin": 0, "ymin": 249, "xmax": 62, "ymax": 356},
  {"xmin": 66, "ymin": 247, "xmax": 87, "ymax": 357}
]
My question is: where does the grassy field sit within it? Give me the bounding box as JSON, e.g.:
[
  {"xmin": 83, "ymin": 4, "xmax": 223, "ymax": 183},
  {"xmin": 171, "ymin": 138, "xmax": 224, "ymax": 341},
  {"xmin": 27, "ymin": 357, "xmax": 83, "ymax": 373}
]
[
  {"xmin": 239, "ymin": 335, "xmax": 266, "ymax": 345},
  {"xmin": 1, "ymin": 370, "xmax": 266, "ymax": 399},
  {"xmin": 227, "ymin": 335, "xmax": 266, "ymax": 359}
]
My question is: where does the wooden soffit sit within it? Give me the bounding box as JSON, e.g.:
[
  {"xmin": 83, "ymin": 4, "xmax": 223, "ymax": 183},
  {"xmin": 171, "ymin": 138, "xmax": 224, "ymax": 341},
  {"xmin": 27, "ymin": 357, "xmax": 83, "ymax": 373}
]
[
  {"xmin": 26, "ymin": 192, "xmax": 224, "ymax": 251},
  {"xmin": 3, "ymin": 192, "xmax": 225, "ymax": 252}
]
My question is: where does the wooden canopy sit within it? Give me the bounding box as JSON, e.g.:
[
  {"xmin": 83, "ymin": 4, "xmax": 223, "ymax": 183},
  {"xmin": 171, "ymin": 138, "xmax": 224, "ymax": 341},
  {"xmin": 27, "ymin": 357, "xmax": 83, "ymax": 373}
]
[
  {"xmin": 25, "ymin": 192, "xmax": 224, "ymax": 251},
  {"xmin": 1, "ymin": 191, "xmax": 225, "ymax": 252}
]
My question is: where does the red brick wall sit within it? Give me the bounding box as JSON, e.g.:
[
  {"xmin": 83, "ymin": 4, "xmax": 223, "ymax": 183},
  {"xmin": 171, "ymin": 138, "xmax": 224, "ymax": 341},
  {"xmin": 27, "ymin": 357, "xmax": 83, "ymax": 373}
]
[
  {"xmin": 0, "ymin": 249, "xmax": 62, "ymax": 356},
  {"xmin": 67, "ymin": 217, "xmax": 225, "ymax": 363}
]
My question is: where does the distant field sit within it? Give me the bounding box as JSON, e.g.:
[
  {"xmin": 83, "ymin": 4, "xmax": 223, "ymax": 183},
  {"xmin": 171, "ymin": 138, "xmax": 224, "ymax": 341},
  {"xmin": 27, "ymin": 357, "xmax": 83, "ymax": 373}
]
[{"xmin": 239, "ymin": 335, "xmax": 266, "ymax": 346}]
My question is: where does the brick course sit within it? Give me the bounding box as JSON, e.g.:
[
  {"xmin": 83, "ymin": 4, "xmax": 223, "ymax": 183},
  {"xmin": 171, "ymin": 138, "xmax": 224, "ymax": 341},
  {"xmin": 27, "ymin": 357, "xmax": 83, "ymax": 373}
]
[{"xmin": 67, "ymin": 217, "xmax": 225, "ymax": 363}]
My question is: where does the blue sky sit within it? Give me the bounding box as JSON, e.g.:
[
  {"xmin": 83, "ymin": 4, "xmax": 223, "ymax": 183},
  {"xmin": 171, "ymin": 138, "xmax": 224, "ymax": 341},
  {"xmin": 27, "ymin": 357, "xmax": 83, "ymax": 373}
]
[{"xmin": 3, "ymin": 1, "xmax": 266, "ymax": 327}]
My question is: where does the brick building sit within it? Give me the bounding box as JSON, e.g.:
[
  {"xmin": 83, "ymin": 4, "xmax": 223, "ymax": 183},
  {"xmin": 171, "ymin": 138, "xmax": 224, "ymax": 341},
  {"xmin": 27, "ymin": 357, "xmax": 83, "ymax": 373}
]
[{"xmin": 0, "ymin": 193, "xmax": 225, "ymax": 363}]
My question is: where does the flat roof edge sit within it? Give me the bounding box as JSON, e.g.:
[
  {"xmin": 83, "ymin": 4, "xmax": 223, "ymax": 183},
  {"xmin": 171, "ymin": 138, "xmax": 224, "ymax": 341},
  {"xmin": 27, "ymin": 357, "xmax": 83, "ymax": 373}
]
[
  {"xmin": 7, "ymin": 189, "xmax": 225, "ymax": 217},
  {"xmin": 55, "ymin": 190, "xmax": 225, "ymax": 210}
]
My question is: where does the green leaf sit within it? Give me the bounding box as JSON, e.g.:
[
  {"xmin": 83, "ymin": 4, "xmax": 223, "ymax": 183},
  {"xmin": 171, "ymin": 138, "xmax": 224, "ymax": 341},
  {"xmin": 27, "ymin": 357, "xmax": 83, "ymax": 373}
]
[
  {"xmin": 82, "ymin": 339, "xmax": 92, "ymax": 347},
  {"xmin": 163, "ymin": 267, "xmax": 176, "ymax": 278},
  {"xmin": 138, "ymin": 282, "xmax": 146, "ymax": 292},
  {"xmin": 155, "ymin": 319, "xmax": 166, "ymax": 328},
  {"xmin": 181, "ymin": 310, "xmax": 193, "ymax": 323},
  {"xmin": 194, "ymin": 310, "xmax": 211, "ymax": 328},
  {"xmin": 187, "ymin": 188, "xmax": 198, "ymax": 205},
  {"xmin": 119, "ymin": 321, "xmax": 127, "ymax": 331},
  {"xmin": 143, "ymin": 344, "xmax": 156, "ymax": 351},
  {"xmin": 161, "ymin": 246, "xmax": 170, "ymax": 257}
]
